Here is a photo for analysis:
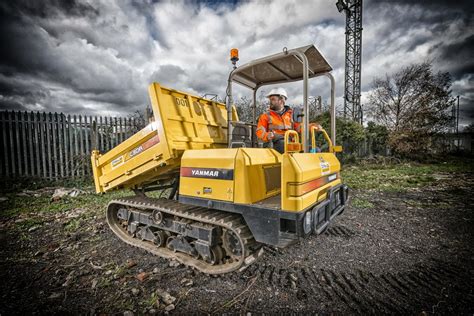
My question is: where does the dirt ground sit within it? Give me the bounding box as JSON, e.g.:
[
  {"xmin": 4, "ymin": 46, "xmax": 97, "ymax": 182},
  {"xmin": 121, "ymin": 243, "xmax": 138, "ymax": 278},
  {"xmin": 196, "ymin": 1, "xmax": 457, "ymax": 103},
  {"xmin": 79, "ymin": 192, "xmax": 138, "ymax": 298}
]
[{"xmin": 0, "ymin": 162, "xmax": 473, "ymax": 315}]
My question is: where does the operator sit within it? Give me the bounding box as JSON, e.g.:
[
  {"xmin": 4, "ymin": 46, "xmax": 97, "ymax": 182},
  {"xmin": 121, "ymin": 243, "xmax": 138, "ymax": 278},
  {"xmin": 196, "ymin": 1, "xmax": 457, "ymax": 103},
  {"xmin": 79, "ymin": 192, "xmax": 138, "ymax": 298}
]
[{"xmin": 256, "ymin": 87, "xmax": 321, "ymax": 153}]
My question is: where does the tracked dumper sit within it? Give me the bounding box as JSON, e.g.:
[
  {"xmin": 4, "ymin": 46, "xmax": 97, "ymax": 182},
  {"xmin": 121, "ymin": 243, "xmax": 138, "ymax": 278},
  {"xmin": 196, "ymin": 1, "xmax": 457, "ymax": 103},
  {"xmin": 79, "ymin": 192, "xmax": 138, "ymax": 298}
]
[{"xmin": 91, "ymin": 45, "xmax": 349, "ymax": 274}]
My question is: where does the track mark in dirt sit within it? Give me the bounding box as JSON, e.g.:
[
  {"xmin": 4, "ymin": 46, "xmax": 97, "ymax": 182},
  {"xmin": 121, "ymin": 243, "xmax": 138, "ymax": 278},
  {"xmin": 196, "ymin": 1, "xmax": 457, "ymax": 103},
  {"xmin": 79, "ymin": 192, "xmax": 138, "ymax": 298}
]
[
  {"xmin": 243, "ymin": 258, "xmax": 472, "ymax": 314},
  {"xmin": 324, "ymin": 225, "xmax": 356, "ymax": 237}
]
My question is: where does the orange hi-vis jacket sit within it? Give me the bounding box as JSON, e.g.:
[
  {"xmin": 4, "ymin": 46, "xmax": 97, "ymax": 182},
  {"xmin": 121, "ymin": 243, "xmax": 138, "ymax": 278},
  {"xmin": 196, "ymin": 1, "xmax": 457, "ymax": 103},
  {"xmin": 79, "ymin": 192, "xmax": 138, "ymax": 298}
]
[{"xmin": 256, "ymin": 106, "xmax": 301, "ymax": 142}]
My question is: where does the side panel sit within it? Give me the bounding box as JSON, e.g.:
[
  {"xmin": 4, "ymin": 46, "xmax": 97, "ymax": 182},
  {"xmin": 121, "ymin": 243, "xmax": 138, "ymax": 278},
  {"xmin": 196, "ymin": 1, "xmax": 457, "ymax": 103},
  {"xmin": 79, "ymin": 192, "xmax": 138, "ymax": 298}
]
[
  {"xmin": 91, "ymin": 82, "xmax": 237, "ymax": 193},
  {"xmin": 179, "ymin": 149, "xmax": 238, "ymax": 202},
  {"xmin": 233, "ymin": 148, "xmax": 281, "ymax": 204},
  {"xmin": 92, "ymin": 123, "xmax": 175, "ymax": 193},
  {"xmin": 149, "ymin": 83, "xmax": 238, "ymax": 154},
  {"xmin": 179, "ymin": 148, "xmax": 281, "ymax": 204},
  {"xmin": 281, "ymin": 152, "xmax": 341, "ymax": 211}
]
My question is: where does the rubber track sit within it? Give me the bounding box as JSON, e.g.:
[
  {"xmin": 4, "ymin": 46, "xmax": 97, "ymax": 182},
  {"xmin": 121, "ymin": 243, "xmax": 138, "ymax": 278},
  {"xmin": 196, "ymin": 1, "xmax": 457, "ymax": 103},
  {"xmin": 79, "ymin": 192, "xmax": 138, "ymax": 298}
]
[{"xmin": 106, "ymin": 196, "xmax": 263, "ymax": 275}]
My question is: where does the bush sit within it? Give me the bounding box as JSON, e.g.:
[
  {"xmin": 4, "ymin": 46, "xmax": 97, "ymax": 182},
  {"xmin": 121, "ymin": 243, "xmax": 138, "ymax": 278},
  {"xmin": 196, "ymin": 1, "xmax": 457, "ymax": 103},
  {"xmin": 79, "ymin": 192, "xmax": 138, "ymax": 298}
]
[
  {"xmin": 366, "ymin": 121, "xmax": 389, "ymax": 156},
  {"xmin": 313, "ymin": 112, "xmax": 366, "ymax": 162}
]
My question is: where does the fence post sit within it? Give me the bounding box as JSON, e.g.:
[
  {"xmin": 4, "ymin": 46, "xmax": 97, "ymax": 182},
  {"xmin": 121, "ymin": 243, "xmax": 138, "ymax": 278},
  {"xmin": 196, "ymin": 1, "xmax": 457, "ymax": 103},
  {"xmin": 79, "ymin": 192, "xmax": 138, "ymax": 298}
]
[
  {"xmin": 85, "ymin": 115, "xmax": 90, "ymax": 174},
  {"xmin": 118, "ymin": 117, "xmax": 123, "ymax": 144},
  {"xmin": 8, "ymin": 112, "xmax": 16, "ymax": 176},
  {"xmin": 68, "ymin": 114, "xmax": 73, "ymax": 178},
  {"xmin": 73, "ymin": 115, "xmax": 78, "ymax": 177},
  {"xmin": 79, "ymin": 115, "xmax": 84, "ymax": 177},
  {"xmin": 14, "ymin": 111, "xmax": 23, "ymax": 176},
  {"xmin": 21, "ymin": 111, "xmax": 29, "ymax": 176},
  {"xmin": 63, "ymin": 114, "xmax": 69, "ymax": 178},
  {"xmin": 52, "ymin": 112, "xmax": 58, "ymax": 179},
  {"xmin": 104, "ymin": 116, "xmax": 109, "ymax": 151},
  {"xmin": 47, "ymin": 113, "xmax": 54, "ymax": 179},
  {"xmin": 126, "ymin": 117, "xmax": 132, "ymax": 139},
  {"xmin": 27, "ymin": 112, "xmax": 34, "ymax": 177},
  {"xmin": 57, "ymin": 113, "xmax": 64, "ymax": 178},
  {"xmin": 34, "ymin": 112, "xmax": 40, "ymax": 177},
  {"xmin": 99, "ymin": 116, "xmax": 103, "ymax": 152},
  {"xmin": 1, "ymin": 112, "xmax": 8, "ymax": 177},
  {"xmin": 113, "ymin": 117, "xmax": 118, "ymax": 148},
  {"xmin": 91, "ymin": 117, "xmax": 96, "ymax": 151}
]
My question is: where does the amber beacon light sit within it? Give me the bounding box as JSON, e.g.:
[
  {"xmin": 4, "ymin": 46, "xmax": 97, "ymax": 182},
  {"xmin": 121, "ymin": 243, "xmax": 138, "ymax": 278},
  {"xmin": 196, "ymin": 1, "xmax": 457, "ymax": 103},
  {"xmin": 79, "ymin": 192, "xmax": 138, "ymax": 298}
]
[{"xmin": 230, "ymin": 48, "xmax": 239, "ymax": 66}]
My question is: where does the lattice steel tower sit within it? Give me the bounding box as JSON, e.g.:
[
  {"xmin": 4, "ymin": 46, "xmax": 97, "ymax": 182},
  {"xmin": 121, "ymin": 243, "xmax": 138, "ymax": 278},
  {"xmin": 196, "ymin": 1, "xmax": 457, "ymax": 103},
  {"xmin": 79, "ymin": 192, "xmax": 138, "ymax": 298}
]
[{"xmin": 336, "ymin": 0, "xmax": 363, "ymax": 123}]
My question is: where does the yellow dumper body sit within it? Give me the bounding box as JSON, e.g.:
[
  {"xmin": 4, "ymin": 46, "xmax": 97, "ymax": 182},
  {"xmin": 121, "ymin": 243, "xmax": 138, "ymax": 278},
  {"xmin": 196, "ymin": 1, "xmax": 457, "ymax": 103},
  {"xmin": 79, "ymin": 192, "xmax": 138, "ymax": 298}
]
[
  {"xmin": 91, "ymin": 83, "xmax": 238, "ymax": 193},
  {"xmin": 92, "ymin": 83, "xmax": 343, "ymax": 213}
]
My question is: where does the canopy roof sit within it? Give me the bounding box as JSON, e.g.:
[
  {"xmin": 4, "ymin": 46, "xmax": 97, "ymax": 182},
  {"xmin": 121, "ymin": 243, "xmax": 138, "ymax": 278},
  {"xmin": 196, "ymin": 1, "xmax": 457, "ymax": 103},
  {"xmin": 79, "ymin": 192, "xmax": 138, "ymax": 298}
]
[{"xmin": 231, "ymin": 45, "xmax": 332, "ymax": 89}]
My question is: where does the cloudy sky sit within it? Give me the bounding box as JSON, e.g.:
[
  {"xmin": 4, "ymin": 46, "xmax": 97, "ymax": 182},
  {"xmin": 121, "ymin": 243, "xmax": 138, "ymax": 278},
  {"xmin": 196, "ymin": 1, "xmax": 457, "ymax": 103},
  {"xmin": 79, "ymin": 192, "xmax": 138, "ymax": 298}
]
[{"xmin": 0, "ymin": 0, "xmax": 472, "ymax": 128}]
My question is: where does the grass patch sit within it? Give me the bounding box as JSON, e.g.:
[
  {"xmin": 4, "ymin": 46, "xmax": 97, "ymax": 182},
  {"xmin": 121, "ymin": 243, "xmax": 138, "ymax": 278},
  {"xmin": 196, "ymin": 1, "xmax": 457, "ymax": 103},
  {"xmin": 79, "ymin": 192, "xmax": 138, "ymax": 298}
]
[
  {"xmin": 64, "ymin": 218, "xmax": 82, "ymax": 231},
  {"xmin": 15, "ymin": 218, "xmax": 44, "ymax": 230},
  {"xmin": 145, "ymin": 292, "xmax": 158, "ymax": 308},
  {"xmin": 351, "ymin": 197, "xmax": 374, "ymax": 209},
  {"xmin": 0, "ymin": 190, "xmax": 129, "ymax": 220},
  {"xmin": 0, "ymin": 177, "xmax": 95, "ymax": 194},
  {"xmin": 341, "ymin": 158, "xmax": 473, "ymax": 192},
  {"xmin": 113, "ymin": 264, "xmax": 130, "ymax": 278}
]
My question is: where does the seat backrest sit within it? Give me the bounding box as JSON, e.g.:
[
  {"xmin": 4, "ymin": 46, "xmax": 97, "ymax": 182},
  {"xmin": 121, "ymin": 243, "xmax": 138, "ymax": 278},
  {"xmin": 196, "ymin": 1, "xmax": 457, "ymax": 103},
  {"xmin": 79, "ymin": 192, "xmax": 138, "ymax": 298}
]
[{"xmin": 231, "ymin": 122, "xmax": 251, "ymax": 148}]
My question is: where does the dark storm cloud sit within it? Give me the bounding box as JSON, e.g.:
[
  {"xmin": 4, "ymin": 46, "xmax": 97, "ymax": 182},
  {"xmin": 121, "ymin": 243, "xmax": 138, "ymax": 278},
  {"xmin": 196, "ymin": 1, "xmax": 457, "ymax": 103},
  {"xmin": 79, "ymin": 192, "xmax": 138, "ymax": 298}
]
[
  {"xmin": 0, "ymin": 0, "xmax": 150, "ymax": 115},
  {"xmin": 0, "ymin": 75, "xmax": 49, "ymax": 108},
  {"xmin": 1, "ymin": 0, "xmax": 99, "ymax": 19},
  {"xmin": 436, "ymin": 34, "xmax": 474, "ymax": 77}
]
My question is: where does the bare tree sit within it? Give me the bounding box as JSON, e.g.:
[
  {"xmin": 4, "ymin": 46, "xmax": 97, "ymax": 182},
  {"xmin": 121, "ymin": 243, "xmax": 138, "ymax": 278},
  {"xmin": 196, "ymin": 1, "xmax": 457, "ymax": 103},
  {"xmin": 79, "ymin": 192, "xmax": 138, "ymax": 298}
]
[
  {"xmin": 367, "ymin": 62, "xmax": 454, "ymax": 156},
  {"xmin": 465, "ymin": 123, "xmax": 474, "ymax": 134},
  {"xmin": 127, "ymin": 108, "xmax": 147, "ymax": 131},
  {"xmin": 235, "ymin": 93, "xmax": 268, "ymax": 123}
]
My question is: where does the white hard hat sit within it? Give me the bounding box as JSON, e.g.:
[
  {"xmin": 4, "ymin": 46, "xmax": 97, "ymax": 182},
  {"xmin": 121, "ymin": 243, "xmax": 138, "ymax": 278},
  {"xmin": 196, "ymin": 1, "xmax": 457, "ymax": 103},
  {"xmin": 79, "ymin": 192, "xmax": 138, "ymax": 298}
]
[{"xmin": 266, "ymin": 87, "xmax": 288, "ymax": 100}]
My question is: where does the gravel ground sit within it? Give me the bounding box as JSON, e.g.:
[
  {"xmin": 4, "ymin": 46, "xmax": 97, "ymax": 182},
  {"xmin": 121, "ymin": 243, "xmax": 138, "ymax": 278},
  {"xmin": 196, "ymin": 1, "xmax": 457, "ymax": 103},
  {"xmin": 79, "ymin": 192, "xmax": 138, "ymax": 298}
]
[{"xmin": 0, "ymin": 171, "xmax": 473, "ymax": 315}]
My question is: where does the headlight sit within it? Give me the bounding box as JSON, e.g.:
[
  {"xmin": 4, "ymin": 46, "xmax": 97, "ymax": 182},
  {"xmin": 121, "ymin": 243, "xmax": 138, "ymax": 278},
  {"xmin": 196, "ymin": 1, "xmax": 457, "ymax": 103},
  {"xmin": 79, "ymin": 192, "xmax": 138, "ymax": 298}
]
[{"xmin": 303, "ymin": 211, "xmax": 312, "ymax": 235}]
